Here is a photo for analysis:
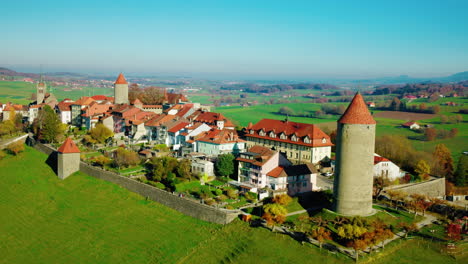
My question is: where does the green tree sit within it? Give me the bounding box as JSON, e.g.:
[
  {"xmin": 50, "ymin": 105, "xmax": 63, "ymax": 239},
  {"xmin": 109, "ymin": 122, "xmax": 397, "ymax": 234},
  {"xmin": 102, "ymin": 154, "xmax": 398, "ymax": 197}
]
[
  {"xmin": 0, "ymin": 120, "xmax": 16, "ymax": 137},
  {"xmin": 89, "ymin": 123, "xmax": 114, "ymax": 144},
  {"xmin": 337, "ymin": 224, "xmax": 368, "ymax": 240},
  {"xmin": 113, "ymin": 147, "xmax": 140, "ymax": 169},
  {"xmin": 278, "ymin": 106, "xmax": 295, "ymax": 116},
  {"xmin": 432, "ymin": 144, "xmax": 454, "ymax": 180},
  {"xmin": 215, "ymin": 153, "xmax": 235, "ymax": 177},
  {"xmin": 415, "ymin": 160, "xmax": 431, "ymax": 181},
  {"xmin": 397, "ymin": 222, "xmax": 418, "ymax": 238},
  {"xmin": 33, "ymin": 105, "xmax": 65, "ymax": 143},
  {"xmin": 176, "ymin": 159, "xmax": 192, "ymax": 180},
  {"xmin": 272, "ymin": 194, "xmax": 293, "ymax": 206},
  {"xmin": 454, "ymin": 155, "xmax": 468, "ymax": 186},
  {"xmin": 262, "ymin": 203, "xmax": 287, "ymax": 231},
  {"xmin": 309, "ymin": 227, "xmax": 331, "ymax": 250}
]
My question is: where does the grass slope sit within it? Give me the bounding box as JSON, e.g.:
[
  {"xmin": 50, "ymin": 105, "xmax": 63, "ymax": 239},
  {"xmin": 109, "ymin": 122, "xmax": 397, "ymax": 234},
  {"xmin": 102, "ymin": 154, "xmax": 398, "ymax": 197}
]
[
  {"xmin": 1, "ymin": 147, "xmax": 464, "ymax": 263},
  {"xmin": 0, "ymin": 147, "xmax": 218, "ymax": 263}
]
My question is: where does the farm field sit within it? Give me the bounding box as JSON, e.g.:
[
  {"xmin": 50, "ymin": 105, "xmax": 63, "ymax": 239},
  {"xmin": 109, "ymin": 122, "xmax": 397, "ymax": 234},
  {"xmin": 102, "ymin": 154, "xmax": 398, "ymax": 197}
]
[
  {"xmin": 215, "ymin": 99, "xmax": 468, "ymax": 161},
  {"xmin": 0, "ymin": 80, "xmax": 111, "ymax": 104},
  {"xmin": 374, "ymin": 111, "xmax": 437, "ymax": 120},
  {"xmin": 1, "ymin": 147, "xmax": 463, "ymax": 263},
  {"xmin": 214, "ymin": 103, "xmax": 342, "ymax": 127}
]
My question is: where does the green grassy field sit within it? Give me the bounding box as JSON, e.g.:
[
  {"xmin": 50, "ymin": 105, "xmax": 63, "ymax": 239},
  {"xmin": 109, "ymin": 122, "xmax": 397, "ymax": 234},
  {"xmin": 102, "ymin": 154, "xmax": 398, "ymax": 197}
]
[
  {"xmin": 0, "ymin": 80, "xmax": 111, "ymax": 104},
  {"xmin": 1, "ymin": 147, "xmax": 463, "ymax": 263},
  {"xmin": 214, "ymin": 103, "xmax": 342, "ymax": 127}
]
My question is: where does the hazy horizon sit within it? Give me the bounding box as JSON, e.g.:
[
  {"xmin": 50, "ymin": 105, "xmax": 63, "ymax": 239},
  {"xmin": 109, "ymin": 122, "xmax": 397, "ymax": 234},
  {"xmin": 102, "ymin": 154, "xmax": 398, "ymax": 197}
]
[{"xmin": 2, "ymin": 0, "xmax": 468, "ymax": 79}]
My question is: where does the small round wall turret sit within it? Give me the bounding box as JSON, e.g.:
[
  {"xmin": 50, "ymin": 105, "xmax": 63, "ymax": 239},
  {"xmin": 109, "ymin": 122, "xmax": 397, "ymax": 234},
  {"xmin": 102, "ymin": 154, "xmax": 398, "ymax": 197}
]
[
  {"xmin": 114, "ymin": 73, "xmax": 129, "ymax": 104},
  {"xmin": 57, "ymin": 137, "xmax": 81, "ymax": 180},
  {"xmin": 333, "ymin": 92, "xmax": 376, "ymax": 216}
]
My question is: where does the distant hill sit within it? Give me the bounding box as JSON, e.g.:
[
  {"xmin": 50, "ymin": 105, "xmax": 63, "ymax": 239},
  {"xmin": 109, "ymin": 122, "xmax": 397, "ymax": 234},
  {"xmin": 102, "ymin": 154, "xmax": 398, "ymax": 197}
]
[
  {"xmin": 366, "ymin": 71, "xmax": 468, "ymax": 84},
  {"xmin": 439, "ymin": 71, "xmax": 468, "ymax": 82},
  {"xmin": 46, "ymin": 72, "xmax": 85, "ymax": 77},
  {"xmin": 0, "ymin": 67, "xmax": 39, "ymax": 78}
]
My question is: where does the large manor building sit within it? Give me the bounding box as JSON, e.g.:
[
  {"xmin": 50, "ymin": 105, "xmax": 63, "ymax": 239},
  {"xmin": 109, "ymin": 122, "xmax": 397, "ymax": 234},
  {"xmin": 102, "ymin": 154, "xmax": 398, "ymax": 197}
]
[{"xmin": 244, "ymin": 118, "xmax": 333, "ymax": 164}]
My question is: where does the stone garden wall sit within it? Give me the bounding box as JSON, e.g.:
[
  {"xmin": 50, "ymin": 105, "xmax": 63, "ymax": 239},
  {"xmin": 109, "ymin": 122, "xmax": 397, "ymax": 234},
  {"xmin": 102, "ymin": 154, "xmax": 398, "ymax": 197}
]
[{"xmin": 33, "ymin": 139, "xmax": 240, "ymax": 225}]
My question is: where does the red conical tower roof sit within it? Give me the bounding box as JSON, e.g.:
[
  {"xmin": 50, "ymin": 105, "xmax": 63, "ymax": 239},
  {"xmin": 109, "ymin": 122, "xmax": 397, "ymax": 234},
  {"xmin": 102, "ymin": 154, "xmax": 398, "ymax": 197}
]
[
  {"xmin": 338, "ymin": 92, "xmax": 376, "ymax": 124},
  {"xmin": 115, "ymin": 73, "xmax": 128, "ymax": 84},
  {"xmin": 57, "ymin": 137, "xmax": 81, "ymax": 153}
]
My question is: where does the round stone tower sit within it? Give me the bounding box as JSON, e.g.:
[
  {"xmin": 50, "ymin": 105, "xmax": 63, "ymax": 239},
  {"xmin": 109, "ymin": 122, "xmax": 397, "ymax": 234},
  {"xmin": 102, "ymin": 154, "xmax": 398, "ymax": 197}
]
[
  {"xmin": 57, "ymin": 137, "xmax": 81, "ymax": 180},
  {"xmin": 333, "ymin": 92, "xmax": 376, "ymax": 216},
  {"xmin": 114, "ymin": 73, "xmax": 129, "ymax": 104}
]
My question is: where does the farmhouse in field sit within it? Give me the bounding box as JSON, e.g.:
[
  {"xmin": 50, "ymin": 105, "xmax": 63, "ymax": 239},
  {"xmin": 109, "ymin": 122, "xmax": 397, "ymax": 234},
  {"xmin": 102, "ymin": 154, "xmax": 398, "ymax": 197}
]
[
  {"xmin": 244, "ymin": 118, "xmax": 333, "ymax": 164},
  {"xmin": 402, "ymin": 121, "xmax": 420, "ymax": 130}
]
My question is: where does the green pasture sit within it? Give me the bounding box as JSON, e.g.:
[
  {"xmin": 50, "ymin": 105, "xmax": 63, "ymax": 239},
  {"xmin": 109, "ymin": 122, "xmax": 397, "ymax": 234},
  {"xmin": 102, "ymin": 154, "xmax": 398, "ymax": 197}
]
[
  {"xmin": 214, "ymin": 103, "xmax": 341, "ymax": 127},
  {"xmin": 0, "ymin": 80, "xmax": 111, "ymax": 103},
  {"xmin": 0, "ymin": 147, "xmax": 463, "ymax": 263}
]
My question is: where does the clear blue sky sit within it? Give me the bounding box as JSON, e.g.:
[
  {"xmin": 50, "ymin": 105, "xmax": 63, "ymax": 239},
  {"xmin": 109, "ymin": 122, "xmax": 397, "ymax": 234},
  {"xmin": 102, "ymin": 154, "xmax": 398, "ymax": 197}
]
[{"xmin": 2, "ymin": 0, "xmax": 468, "ymax": 79}]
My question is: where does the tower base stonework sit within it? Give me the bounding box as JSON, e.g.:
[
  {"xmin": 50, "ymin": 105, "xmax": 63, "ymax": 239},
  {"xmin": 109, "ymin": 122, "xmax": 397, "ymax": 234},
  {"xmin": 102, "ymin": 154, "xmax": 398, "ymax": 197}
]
[
  {"xmin": 57, "ymin": 137, "xmax": 81, "ymax": 180},
  {"xmin": 57, "ymin": 152, "xmax": 80, "ymax": 179}
]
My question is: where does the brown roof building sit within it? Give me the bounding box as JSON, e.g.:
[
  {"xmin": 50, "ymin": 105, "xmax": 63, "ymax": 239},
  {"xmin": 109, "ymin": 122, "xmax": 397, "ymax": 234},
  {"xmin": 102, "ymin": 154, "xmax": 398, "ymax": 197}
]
[{"xmin": 244, "ymin": 118, "xmax": 332, "ymax": 164}]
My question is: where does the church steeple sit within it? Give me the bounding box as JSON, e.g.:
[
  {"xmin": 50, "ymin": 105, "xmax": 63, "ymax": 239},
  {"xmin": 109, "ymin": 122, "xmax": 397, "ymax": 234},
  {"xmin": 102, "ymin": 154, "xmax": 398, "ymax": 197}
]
[{"xmin": 36, "ymin": 73, "xmax": 46, "ymax": 104}]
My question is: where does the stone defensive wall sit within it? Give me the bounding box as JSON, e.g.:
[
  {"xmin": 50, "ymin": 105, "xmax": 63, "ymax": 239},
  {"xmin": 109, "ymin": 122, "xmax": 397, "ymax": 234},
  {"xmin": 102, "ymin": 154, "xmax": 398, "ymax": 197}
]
[
  {"xmin": 32, "ymin": 140, "xmax": 240, "ymax": 225},
  {"xmin": 385, "ymin": 177, "xmax": 446, "ymax": 198}
]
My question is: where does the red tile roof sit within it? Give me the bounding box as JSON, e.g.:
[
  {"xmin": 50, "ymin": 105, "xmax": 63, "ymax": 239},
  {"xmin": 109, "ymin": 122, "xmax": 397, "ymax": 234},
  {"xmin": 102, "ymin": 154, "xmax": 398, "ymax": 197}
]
[
  {"xmin": 115, "ymin": 73, "xmax": 128, "ymax": 84},
  {"xmin": 267, "ymin": 166, "xmax": 287, "ymax": 178},
  {"xmin": 91, "ymin": 95, "xmax": 108, "ymax": 101},
  {"xmin": 132, "ymin": 98, "xmax": 143, "ymax": 105},
  {"xmin": 236, "ymin": 146, "xmax": 276, "ymax": 166},
  {"xmin": 57, "ymin": 138, "xmax": 80, "ymax": 153},
  {"xmin": 73, "ymin": 96, "xmax": 95, "ymax": 106},
  {"xmin": 374, "ymin": 155, "xmax": 390, "ymax": 164},
  {"xmin": 143, "ymin": 105, "xmax": 162, "ymax": 108},
  {"xmin": 81, "ymin": 103, "xmax": 112, "ymax": 117},
  {"xmin": 57, "ymin": 102, "xmax": 72, "ymax": 112},
  {"xmin": 338, "ymin": 93, "xmax": 376, "ymax": 125},
  {"xmin": 144, "ymin": 114, "xmax": 176, "ymax": 127},
  {"xmin": 402, "ymin": 121, "xmax": 417, "ymax": 127},
  {"xmin": 196, "ymin": 129, "xmax": 245, "ymax": 145},
  {"xmin": 168, "ymin": 122, "xmax": 189, "ymax": 133},
  {"xmin": 246, "ymin": 119, "xmax": 332, "ymax": 147}
]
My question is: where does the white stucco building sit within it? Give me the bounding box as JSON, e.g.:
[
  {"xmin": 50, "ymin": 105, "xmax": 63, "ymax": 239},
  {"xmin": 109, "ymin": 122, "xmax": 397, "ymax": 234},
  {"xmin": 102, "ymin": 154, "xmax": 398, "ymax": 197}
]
[{"xmin": 373, "ymin": 154, "xmax": 402, "ymax": 181}]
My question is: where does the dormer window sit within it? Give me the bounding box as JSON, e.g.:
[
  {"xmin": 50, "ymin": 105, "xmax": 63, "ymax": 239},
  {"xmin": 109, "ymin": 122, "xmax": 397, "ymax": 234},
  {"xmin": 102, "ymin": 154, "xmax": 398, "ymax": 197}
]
[
  {"xmin": 250, "ymin": 129, "xmax": 254, "ymax": 134},
  {"xmin": 303, "ymin": 136, "xmax": 310, "ymax": 144},
  {"xmin": 259, "ymin": 129, "xmax": 266, "ymax": 136},
  {"xmin": 269, "ymin": 131, "xmax": 276, "ymax": 138},
  {"xmin": 280, "ymin": 132, "xmax": 287, "ymax": 140},
  {"xmin": 322, "ymin": 137, "xmax": 327, "ymax": 143},
  {"xmin": 291, "ymin": 135, "xmax": 297, "ymax": 142}
]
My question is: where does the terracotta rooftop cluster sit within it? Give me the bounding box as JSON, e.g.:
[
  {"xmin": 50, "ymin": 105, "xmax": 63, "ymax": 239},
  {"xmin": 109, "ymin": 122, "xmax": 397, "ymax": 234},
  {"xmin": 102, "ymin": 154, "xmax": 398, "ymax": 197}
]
[{"xmin": 245, "ymin": 119, "xmax": 333, "ymax": 147}]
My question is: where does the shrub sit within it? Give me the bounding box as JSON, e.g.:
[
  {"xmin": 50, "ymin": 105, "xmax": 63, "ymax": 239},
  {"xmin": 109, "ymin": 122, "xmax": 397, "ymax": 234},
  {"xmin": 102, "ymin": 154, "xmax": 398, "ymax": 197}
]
[
  {"xmin": 244, "ymin": 192, "xmax": 258, "ymax": 202},
  {"xmin": 213, "ymin": 189, "xmax": 223, "ymax": 196},
  {"xmin": 272, "ymin": 194, "xmax": 293, "ymax": 206},
  {"xmin": 6, "ymin": 141, "xmax": 24, "ymax": 155},
  {"xmin": 226, "ymin": 189, "xmax": 238, "ymax": 199},
  {"xmin": 204, "ymin": 198, "xmax": 216, "ymax": 206},
  {"xmin": 216, "ymin": 194, "xmax": 228, "ymax": 202},
  {"xmin": 0, "ymin": 150, "xmax": 6, "ymax": 160}
]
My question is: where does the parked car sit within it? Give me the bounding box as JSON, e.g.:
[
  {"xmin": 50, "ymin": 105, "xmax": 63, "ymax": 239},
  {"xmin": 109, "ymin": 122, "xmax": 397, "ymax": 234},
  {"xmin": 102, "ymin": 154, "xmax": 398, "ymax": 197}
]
[{"xmin": 322, "ymin": 172, "xmax": 333, "ymax": 177}]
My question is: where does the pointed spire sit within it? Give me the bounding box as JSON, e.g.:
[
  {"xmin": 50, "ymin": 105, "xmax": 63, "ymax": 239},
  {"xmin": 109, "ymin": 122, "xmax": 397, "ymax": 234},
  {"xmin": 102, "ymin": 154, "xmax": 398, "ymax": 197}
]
[
  {"xmin": 57, "ymin": 137, "xmax": 81, "ymax": 153},
  {"xmin": 115, "ymin": 73, "xmax": 128, "ymax": 84},
  {"xmin": 338, "ymin": 92, "xmax": 376, "ymax": 124}
]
